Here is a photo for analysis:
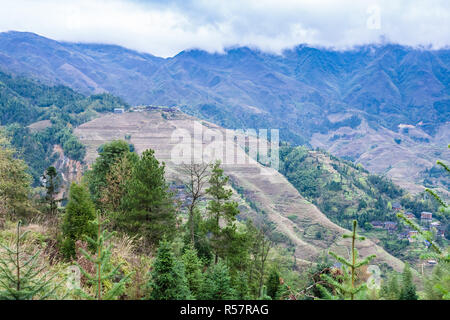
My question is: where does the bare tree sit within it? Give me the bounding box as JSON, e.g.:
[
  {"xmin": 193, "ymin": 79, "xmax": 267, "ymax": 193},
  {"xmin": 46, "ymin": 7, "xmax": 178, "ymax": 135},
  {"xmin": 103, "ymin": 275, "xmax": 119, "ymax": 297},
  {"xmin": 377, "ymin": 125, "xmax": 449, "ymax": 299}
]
[{"xmin": 180, "ymin": 163, "xmax": 210, "ymax": 244}]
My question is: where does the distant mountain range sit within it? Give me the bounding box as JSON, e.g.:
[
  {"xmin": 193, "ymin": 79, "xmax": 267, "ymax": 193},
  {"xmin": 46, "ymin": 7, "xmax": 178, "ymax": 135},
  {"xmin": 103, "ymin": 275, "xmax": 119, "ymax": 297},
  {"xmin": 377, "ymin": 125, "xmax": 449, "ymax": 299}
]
[{"xmin": 0, "ymin": 31, "xmax": 449, "ymax": 191}]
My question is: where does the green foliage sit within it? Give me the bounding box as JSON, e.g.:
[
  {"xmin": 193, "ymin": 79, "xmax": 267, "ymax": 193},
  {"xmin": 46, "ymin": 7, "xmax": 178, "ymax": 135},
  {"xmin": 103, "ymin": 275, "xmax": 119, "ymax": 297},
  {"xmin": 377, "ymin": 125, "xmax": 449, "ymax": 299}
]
[
  {"xmin": 317, "ymin": 220, "xmax": 376, "ymax": 300},
  {"xmin": 279, "ymin": 145, "xmax": 416, "ymax": 231},
  {"xmin": 199, "ymin": 261, "xmax": 236, "ymax": 300},
  {"xmin": 42, "ymin": 166, "xmax": 61, "ymax": 216},
  {"xmin": 148, "ymin": 239, "xmax": 191, "ymax": 300},
  {"xmin": 399, "ymin": 263, "xmax": 418, "ymax": 300},
  {"xmin": 0, "ymin": 222, "xmax": 60, "ymax": 299},
  {"xmin": 87, "ymin": 140, "xmax": 134, "ymax": 205},
  {"xmin": 380, "ymin": 272, "xmax": 401, "ymax": 300},
  {"xmin": 120, "ymin": 149, "xmax": 176, "ymax": 245},
  {"xmin": 0, "ymin": 132, "xmax": 34, "ymax": 220},
  {"xmin": 0, "ymin": 71, "xmax": 128, "ymax": 183},
  {"xmin": 205, "ymin": 161, "xmax": 240, "ymax": 264},
  {"xmin": 423, "ymin": 261, "xmax": 450, "ymax": 300},
  {"xmin": 181, "ymin": 245, "xmax": 204, "ymax": 299},
  {"xmin": 266, "ymin": 267, "xmax": 281, "ymax": 299},
  {"xmin": 61, "ymin": 183, "xmax": 96, "ymax": 259},
  {"xmin": 74, "ymin": 212, "xmax": 132, "ymax": 300}
]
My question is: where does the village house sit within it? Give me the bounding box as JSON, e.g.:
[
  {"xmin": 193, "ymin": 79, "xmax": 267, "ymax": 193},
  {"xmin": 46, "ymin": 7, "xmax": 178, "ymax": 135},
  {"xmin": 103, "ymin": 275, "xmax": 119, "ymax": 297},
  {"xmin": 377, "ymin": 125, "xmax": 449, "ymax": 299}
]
[
  {"xmin": 405, "ymin": 212, "xmax": 416, "ymax": 220},
  {"xmin": 371, "ymin": 221, "xmax": 384, "ymax": 229},
  {"xmin": 421, "ymin": 211, "xmax": 432, "ymax": 221},
  {"xmin": 392, "ymin": 202, "xmax": 402, "ymax": 211},
  {"xmin": 384, "ymin": 221, "xmax": 397, "ymax": 231},
  {"xmin": 408, "ymin": 230, "xmax": 418, "ymax": 240}
]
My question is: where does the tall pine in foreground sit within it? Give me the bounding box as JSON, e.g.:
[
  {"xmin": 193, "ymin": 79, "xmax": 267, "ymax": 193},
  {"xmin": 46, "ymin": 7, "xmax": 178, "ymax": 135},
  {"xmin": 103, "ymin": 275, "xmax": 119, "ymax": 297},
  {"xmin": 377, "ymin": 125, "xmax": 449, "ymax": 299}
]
[
  {"xmin": 74, "ymin": 212, "xmax": 131, "ymax": 300},
  {"xmin": 0, "ymin": 222, "xmax": 60, "ymax": 299},
  {"xmin": 121, "ymin": 149, "xmax": 176, "ymax": 246},
  {"xmin": 148, "ymin": 239, "xmax": 191, "ymax": 300},
  {"xmin": 317, "ymin": 220, "xmax": 376, "ymax": 300}
]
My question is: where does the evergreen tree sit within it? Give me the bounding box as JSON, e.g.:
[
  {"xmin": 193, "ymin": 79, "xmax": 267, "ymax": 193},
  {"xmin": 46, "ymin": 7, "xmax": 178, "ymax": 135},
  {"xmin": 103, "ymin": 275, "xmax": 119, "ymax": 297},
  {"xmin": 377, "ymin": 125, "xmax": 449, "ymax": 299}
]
[
  {"xmin": 181, "ymin": 245, "xmax": 204, "ymax": 299},
  {"xmin": 423, "ymin": 261, "xmax": 450, "ymax": 300},
  {"xmin": 266, "ymin": 267, "xmax": 281, "ymax": 300},
  {"xmin": 205, "ymin": 161, "xmax": 239, "ymax": 264},
  {"xmin": 148, "ymin": 239, "xmax": 191, "ymax": 300},
  {"xmin": 233, "ymin": 271, "xmax": 250, "ymax": 300},
  {"xmin": 199, "ymin": 261, "xmax": 236, "ymax": 300},
  {"xmin": 87, "ymin": 140, "xmax": 132, "ymax": 205},
  {"xmin": 0, "ymin": 222, "xmax": 61, "ymax": 299},
  {"xmin": 399, "ymin": 263, "xmax": 418, "ymax": 300},
  {"xmin": 41, "ymin": 166, "xmax": 61, "ymax": 217},
  {"xmin": 317, "ymin": 220, "xmax": 376, "ymax": 300},
  {"xmin": 0, "ymin": 132, "xmax": 34, "ymax": 222},
  {"xmin": 121, "ymin": 149, "xmax": 176, "ymax": 245},
  {"xmin": 61, "ymin": 183, "xmax": 96, "ymax": 259},
  {"xmin": 100, "ymin": 152, "xmax": 137, "ymax": 213},
  {"xmin": 75, "ymin": 212, "xmax": 132, "ymax": 300},
  {"xmin": 380, "ymin": 272, "xmax": 400, "ymax": 300}
]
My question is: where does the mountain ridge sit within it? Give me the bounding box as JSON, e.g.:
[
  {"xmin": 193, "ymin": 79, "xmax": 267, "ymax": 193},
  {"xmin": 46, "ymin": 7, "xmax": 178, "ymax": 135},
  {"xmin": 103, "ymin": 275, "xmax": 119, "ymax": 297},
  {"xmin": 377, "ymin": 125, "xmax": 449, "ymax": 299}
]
[{"xmin": 0, "ymin": 31, "xmax": 448, "ymax": 192}]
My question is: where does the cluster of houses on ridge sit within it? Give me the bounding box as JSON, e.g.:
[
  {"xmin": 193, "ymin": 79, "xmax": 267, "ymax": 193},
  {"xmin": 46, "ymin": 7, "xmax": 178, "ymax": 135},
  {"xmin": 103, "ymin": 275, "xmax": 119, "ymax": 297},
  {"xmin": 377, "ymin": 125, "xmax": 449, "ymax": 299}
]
[
  {"xmin": 112, "ymin": 105, "xmax": 180, "ymax": 114},
  {"xmin": 370, "ymin": 202, "xmax": 445, "ymax": 243}
]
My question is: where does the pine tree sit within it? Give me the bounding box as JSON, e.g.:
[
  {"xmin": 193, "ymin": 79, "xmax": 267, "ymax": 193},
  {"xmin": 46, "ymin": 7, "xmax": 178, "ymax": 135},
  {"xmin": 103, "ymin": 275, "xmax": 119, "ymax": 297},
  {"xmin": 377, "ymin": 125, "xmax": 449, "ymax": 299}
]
[
  {"xmin": 317, "ymin": 220, "xmax": 376, "ymax": 300},
  {"xmin": 87, "ymin": 140, "xmax": 132, "ymax": 205},
  {"xmin": 266, "ymin": 267, "xmax": 281, "ymax": 300},
  {"xmin": 61, "ymin": 183, "xmax": 97, "ymax": 259},
  {"xmin": 0, "ymin": 222, "xmax": 61, "ymax": 299},
  {"xmin": 74, "ymin": 212, "xmax": 132, "ymax": 300},
  {"xmin": 0, "ymin": 132, "xmax": 34, "ymax": 222},
  {"xmin": 380, "ymin": 272, "xmax": 400, "ymax": 300},
  {"xmin": 399, "ymin": 263, "xmax": 418, "ymax": 300},
  {"xmin": 199, "ymin": 261, "xmax": 236, "ymax": 300},
  {"xmin": 121, "ymin": 149, "xmax": 176, "ymax": 245},
  {"xmin": 181, "ymin": 245, "xmax": 204, "ymax": 299},
  {"xmin": 233, "ymin": 271, "xmax": 250, "ymax": 300},
  {"xmin": 205, "ymin": 161, "xmax": 239, "ymax": 264},
  {"xmin": 148, "ymin": 239, "xmax": 191, "ymax": 300},
  {"xmin": 41, "ymin": 166, "xmax": 61, "ymax": 217},
  {"xmin": 100, "ymin": 153, "xmax": 136, "ymax": 213}
]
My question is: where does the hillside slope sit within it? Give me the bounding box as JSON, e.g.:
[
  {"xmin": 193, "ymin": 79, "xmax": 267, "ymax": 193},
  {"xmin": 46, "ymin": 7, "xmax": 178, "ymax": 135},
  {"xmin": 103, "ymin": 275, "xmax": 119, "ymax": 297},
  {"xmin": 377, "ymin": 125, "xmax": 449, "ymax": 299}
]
[
  {"xmin": 1, "ymin": 31, "xmax": 448, "ymax": 192},
  {"xmin": 74, "ymin": 110, "xmax": 405, "ymax": 271}
]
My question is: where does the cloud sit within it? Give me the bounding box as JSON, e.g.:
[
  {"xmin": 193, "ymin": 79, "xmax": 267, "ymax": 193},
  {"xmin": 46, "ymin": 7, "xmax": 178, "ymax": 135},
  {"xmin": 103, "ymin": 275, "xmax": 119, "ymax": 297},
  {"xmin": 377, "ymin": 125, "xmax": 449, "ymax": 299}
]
[{"xmin": 0, "ymin": 0, "xmax": 449, "ymax": 57}]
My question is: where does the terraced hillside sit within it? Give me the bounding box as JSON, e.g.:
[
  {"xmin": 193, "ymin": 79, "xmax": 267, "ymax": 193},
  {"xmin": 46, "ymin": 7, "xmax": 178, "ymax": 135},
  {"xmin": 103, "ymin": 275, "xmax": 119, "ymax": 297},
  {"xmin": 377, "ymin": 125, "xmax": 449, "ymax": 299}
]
[{"xmin": 74, "ymin": 110, "xmax": 405, "ymax": 271}]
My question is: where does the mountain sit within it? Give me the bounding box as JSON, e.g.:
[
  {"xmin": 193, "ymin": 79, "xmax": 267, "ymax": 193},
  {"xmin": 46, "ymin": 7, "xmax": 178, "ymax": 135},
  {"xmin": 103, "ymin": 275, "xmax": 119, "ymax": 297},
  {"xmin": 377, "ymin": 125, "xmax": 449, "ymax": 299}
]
[
  {"xmin": 0, "ymin": 31, "xmax": 448, "ymax": 191},
  {"xmin": 73, "ymin": 109, "xmax": 405, "ymax": 271},
  {"xmin": 0, "ymin": 69, "xmax": 128, "ymax": 182}
]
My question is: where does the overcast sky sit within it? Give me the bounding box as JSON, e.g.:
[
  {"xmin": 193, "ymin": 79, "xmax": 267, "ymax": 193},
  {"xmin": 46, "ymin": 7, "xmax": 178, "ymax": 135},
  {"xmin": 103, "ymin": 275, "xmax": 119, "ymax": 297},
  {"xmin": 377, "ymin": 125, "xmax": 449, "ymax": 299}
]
[{"xmin": 0, "ymin": 0, "xmax": 449, "ymax": 57}]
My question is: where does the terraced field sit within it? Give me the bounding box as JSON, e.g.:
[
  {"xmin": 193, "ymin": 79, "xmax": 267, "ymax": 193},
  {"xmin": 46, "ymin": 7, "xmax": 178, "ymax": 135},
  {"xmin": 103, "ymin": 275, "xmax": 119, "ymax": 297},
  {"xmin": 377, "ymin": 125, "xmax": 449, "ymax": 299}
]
[{"xmin": 74, "ymin": 110, "xmax": 405, "ymax": 271}]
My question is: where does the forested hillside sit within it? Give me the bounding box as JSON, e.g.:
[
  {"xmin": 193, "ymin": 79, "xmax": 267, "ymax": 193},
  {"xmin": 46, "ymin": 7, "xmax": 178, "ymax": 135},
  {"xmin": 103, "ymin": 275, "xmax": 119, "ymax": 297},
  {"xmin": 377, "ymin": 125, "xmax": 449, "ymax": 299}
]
[
  {"xmin": 1, "ymin": 31, "xmax": 448, "ymax": 192},
  {"xmin": 0, "ymin": 71, "xmax": 129, "ymax": 183},
  {"xmin": 279, "ymin": 145, "xmax": 448, "ymax": 263}
]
